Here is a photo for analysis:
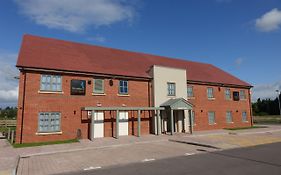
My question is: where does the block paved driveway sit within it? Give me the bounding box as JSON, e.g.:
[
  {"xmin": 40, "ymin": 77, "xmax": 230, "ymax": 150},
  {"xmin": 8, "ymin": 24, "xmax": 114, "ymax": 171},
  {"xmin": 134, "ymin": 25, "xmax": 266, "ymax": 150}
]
[
  {"xmin": 17, "ymin": 140, "xmax": 212, "ymax": 175},
  {"xmin": 14, "ymin": 125, "xmax": 281, "ymax": 175}
]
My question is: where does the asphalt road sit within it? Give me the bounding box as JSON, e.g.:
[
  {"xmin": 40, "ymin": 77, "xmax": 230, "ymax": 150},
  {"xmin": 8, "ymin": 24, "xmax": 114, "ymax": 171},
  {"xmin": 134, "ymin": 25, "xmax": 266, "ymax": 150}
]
[{"xmin": 58, "ymin": 142, "xmax": 281, "ymax": 175}]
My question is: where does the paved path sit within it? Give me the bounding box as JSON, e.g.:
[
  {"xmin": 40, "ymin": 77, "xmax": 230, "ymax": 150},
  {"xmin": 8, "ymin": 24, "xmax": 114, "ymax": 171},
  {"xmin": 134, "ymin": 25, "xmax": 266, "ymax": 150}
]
[
  {"xmin": 61, "ymin": 142, "xmax": 281, "ymax": 175},
  {"xmin": 0, "ymin": 139, "xmax": 18, "ymax": 175},
  {"xmin": 17, "ymin": 140, "xmax": 214, "ymax": 175},
  {"xmin": 1, "ymin": 125, "xmax": 281, "ymax": 175}
]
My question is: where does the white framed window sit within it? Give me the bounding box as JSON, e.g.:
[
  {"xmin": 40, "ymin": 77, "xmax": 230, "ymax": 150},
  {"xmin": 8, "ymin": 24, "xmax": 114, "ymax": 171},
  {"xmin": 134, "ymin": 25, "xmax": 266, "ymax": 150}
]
[
  {"xmin": 240, "ymin": 90, "xmax": 246, "ymax": 100},
  {"xmin": 167, "ymin": 82, "xmax": 176, "ymax": 96},
  {"xmin": 242, "ymin": 111, "xmax": 247, "ymax": 122},
  {"xmin": 119, "ymin": 80, "xmax": 128, "ymax": 94},
  {"xmin": 93, "ymin": 79, "xmax": 104, "ymax": 94},
  {"xmin": 225, "ymin": 88, "xmax": 231, "ymax": 100},
  {"xmin": 40, "ymin": 75, "xmax": 62, "ymax": 92},
  {"xmin": 187, "ymin": 86, "xmax": 194, "ymax": 97},
  {"xmin": 208, "ymin": 111, "xmax": 216, "ymax": 125},
  {"xmin": 226, "ymin": 111, "xmax": 233, "ymax": 123},
  {"xmin": 38, "ymin": 112, "xmax": 61, "ymax": 133},
  {"xmin": 207, "ymin": 87, "xmax": 214, "ymax": 99}
]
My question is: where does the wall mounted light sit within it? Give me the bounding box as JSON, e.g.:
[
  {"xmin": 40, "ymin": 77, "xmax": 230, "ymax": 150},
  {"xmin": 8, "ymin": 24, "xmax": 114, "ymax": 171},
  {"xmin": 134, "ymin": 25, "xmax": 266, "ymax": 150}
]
[{"xmin": 109, "ymin": 79, "xmax": 113, "ymax": 86}]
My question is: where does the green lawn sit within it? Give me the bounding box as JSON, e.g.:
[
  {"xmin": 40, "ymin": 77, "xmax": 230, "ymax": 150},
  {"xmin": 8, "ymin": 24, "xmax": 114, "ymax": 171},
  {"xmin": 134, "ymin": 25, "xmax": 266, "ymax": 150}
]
[
  {"xmin": 253, "ymin": 115, "xmax": 281, "ymax": 124},
  {"xmin": 13, "ymin": 139, "xmax": 79, "ymax": 148},
  {"xmin": 224, "ymin": 125, "xmax": 267, "ymax": 130}
]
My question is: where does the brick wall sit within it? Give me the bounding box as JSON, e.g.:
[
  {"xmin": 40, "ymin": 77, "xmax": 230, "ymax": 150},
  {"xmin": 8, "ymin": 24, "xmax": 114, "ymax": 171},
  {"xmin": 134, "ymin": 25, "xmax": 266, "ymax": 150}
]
[
  {"xmin": 15, "ymin": 70, "xmax": 252, "ymax": 143},
  {"xmin": 188, "ymin": 84, "xmax": 252, "ymax": 131},
  {"xmin": 16, "ymin": 71, "xmax": 151, "ymax": 143}
]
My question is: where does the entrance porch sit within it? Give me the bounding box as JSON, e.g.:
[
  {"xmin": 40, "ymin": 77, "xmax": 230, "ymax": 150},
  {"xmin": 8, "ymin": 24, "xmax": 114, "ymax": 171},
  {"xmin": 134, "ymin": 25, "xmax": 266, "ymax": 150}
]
[{"xmin": 160, "ymin": 98, "xmax": 194, "ymax": 135}]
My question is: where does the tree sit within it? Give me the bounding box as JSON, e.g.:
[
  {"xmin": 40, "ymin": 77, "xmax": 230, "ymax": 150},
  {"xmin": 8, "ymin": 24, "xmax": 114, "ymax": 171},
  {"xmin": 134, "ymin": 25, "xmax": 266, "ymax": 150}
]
[{"xmin": 252, "ymin": 97, "xmax": 281, "ymax": 116}]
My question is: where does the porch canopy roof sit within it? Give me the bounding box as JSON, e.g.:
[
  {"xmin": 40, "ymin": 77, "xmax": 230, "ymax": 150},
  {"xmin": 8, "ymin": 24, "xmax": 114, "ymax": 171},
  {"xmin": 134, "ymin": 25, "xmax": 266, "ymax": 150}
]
[{"xmin": 160, "ymin": 98, "xmax": 193, "ymax": 110}]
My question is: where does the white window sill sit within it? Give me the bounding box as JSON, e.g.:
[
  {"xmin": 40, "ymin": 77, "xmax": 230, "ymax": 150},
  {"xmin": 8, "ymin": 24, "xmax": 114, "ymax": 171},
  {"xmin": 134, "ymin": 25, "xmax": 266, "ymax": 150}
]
[
  {"xmin": 38, "ymin": 91, "xmax": 64, "ymax": 94},
  {"xmin": 242, "ymin": 121, "xmax": 249, "ymax": 123},
  {"xmin": 92, "ymin": 93, "xmax": 106, "ymax": 96},
  {"xmin": 187, "ymin": 97, "xmax": 195, "ymax": 99},
  {"xmin": 208, "ymin": 98, "xmax": 216, "ymax": 100},
  {"xmin": 36, "ymin": 131, "xmax": 62, "ymax": 135},
  {"xmin": 117, "ymin": 94, "xmax": 130, "ymax": 97},
  {"xmin": 167, "ymin": 95, "xmax": 176, "ymax": 98},
  {"xmin": 209, "ymin": 123, "xmax": 217, "ymax": 125},
  {"xmin": 226, "ymin": 122, "xmax": 234, "ymax": 124}
]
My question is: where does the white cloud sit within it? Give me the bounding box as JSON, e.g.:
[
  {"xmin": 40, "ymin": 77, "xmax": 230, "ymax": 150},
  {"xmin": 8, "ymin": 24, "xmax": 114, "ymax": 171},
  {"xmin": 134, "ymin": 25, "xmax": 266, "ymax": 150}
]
[
  {"xmin": 0, "ymin": 53, "xmax": 19, "ymax": 106},
  {"xmin": 14, "ymin": 0, "xmax": 138, "ymax": 32},
  {"xmin": 255, "ymin": 8, "xmax": 281, "ymax": 32},
  {"xmin": 87, "ymin": 35, "xmax": 107, "ymax": 43},
  {"xmin": 0, "ymin": 87, "xmax": 18, "ymax": 103},
  {"xmin": 252, "ymin": 80, "xmax": 281, "ymax": 102}
]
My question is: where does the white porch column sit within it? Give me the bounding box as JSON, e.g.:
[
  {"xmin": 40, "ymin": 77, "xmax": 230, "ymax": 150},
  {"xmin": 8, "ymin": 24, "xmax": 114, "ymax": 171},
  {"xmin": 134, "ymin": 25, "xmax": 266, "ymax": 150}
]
[
  {"xmin": 184, "ymin": 110, "xmax": 189, "ymax": 133},
  {"xmin": 90, "ymin": 110, "xmax": 95, "ymax": 141},
  {"xmin": 115, "ymin": 110, "xmax": 119, "ymax": 139},
  {"xmin": 170, "ymin": 109, "xmax": 174, "ymax": 135},
  {"xmin": 157, "ymin": 110, "xmax": 161, "ymax": 135}
]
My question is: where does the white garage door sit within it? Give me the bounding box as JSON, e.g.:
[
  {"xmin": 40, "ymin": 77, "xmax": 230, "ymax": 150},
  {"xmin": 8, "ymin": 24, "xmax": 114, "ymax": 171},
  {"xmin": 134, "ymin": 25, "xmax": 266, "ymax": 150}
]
[
  {"xmin": 94, "ymin": 112, "xmax": 104, "ymax": 138},
  {"xmin": 119, "ymin": 111, "xmax": 129, "ymax": 136}
]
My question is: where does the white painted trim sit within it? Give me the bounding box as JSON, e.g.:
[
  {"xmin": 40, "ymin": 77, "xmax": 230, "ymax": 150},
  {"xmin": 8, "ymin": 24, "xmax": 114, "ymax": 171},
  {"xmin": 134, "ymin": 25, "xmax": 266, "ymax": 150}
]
[
  {"xmin": 38, "ymin": 91, "xmax": 64, "ymax": 94},
  {"xmin": 117, "ymin": 94, "xmax": 130, "ymax": 97},
  {"xmin": 35, "ymin": 131, "xmax": 62, "ymax": 135},
  {"xmin": 92, "ymin": 93, "xmax": 106, "ymax": 96}
]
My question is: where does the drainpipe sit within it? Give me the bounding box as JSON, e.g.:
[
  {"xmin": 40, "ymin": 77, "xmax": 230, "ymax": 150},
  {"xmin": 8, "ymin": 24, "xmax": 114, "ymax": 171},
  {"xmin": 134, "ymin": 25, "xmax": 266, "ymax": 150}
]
[
  {"xmin": 248, "ymin": 88, "xmax": 253, "ymax": 127},
  {"xmin": 20, "ymin": 71, "xmax": 27, "ymax": 144}
]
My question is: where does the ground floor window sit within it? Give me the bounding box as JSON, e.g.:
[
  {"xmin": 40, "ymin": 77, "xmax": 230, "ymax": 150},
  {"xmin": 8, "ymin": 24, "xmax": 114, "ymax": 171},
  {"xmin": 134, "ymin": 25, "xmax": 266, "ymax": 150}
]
[
  {"xmin": 38, "ymin": 112, "xmax": 61, "ymax": 132},
  {"xmin": 226, "ymin": 111, "xmax": 233, "ymax": 123},
  {"xmin": 208, "ymin": 111, "xmax": 216, "ymax": 125},
  {"xmin": 242, "ymin": 111, "xmax": 247, "ymax": 122}
]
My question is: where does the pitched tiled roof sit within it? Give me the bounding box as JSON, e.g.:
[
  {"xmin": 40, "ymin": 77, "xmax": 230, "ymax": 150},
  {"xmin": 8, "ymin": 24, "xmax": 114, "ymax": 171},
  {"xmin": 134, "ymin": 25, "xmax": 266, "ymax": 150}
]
[{"xmin": 16, "ymin": 34, "xmax": 251, "ymax": 87}]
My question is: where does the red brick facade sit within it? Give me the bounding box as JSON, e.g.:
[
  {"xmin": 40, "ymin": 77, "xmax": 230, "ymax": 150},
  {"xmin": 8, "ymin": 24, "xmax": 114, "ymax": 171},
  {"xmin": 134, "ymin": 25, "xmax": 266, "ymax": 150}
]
[
  {"xmin": 16, "ymin": 71, "xmax": 152, "ymax": 143},
  {"xmin": 188, "ymin": 84, "xmax": 252, "ymax": 131},
  {"xmin": 16, "ymin": 70, "xmax": 252, "ymax": 144}
]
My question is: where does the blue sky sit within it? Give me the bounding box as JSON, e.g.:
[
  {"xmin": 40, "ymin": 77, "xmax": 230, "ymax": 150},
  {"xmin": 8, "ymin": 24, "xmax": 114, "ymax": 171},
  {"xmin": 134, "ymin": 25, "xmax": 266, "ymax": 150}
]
[{"xmin": 0, "ymin": 0, "xmax": 281, "ymax": 107}]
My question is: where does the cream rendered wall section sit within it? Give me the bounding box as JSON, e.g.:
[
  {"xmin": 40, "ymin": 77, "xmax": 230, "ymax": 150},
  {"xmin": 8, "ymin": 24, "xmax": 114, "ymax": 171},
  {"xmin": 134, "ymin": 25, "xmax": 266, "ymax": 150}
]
[
  {"xmin": 149, "ymin": 65, "xmax": 189, "ymax": 134},
  {"xmin": 151, "ymin": 65, "xmax": 187, "ymax": 107}
]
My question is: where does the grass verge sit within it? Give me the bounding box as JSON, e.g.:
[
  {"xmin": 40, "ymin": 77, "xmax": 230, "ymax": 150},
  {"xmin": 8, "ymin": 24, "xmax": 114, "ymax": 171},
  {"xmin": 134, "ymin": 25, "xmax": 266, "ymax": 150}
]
[
  {"xmin": 253, "ymin": 115, "xmax": 281, "ymax": 124},
  {"xmin": 13, "ymin": 139, "xmax": 79, "ymax": 148},
  {"xmin": 224, "ymin": 126, "xmax": 267, "ymax": 130}
]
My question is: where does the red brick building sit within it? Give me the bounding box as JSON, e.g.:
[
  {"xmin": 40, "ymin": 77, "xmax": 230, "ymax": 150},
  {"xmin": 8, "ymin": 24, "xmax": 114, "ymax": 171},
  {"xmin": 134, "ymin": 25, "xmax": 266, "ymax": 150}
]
[{"xmin": 15, "ymin": 35, "xmax": 252, "ymax": 144}]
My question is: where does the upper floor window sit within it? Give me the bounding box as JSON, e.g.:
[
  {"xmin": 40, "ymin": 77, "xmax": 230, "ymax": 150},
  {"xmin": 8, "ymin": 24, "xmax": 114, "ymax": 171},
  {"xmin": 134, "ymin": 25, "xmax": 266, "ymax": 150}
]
[
  {"xmin": 226, "ymin": 111, "xmax": 233, "ymax": 123},
  {"xmin": 38, "ymin": 112, "xmax": 61, "ymax": 133},
  {"xmin": 40, "ymin": 75, "xmax": 62, "ymax": 92},
  {"xmin": 240, "ymin": 90, "xmax": 246, "ymax": 100},
  {"xmin": 225, "ymin": 88, "xmax": 231, "ymax": 100},
  {"xmin": 207, "ymin": 87, "xmax": 214, "ymax": 99},
  {"xmin": 187, "ymin": 86, "xmax": 194, "ymax": 97},
  {"xmin": 93, "ymin": 79, "xmax": 104, "ymax": 94},
  {"xmin": 242, "ymin": 111, "xmax": 247, "ymax": 122},
  {"xmin": 119, "ymin": 80, "xmax": 128, "ymax": 95},
  {"xmin": 233, "ymin": 91, "xmax": 240, "ymax": 101},
  {"xmin": 208, "ymin": 111, "xmax": 216, "ymax": 125},
  {"xmin": 167, "ymin": 82, "xmax": 176, "ymax": 96}
]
